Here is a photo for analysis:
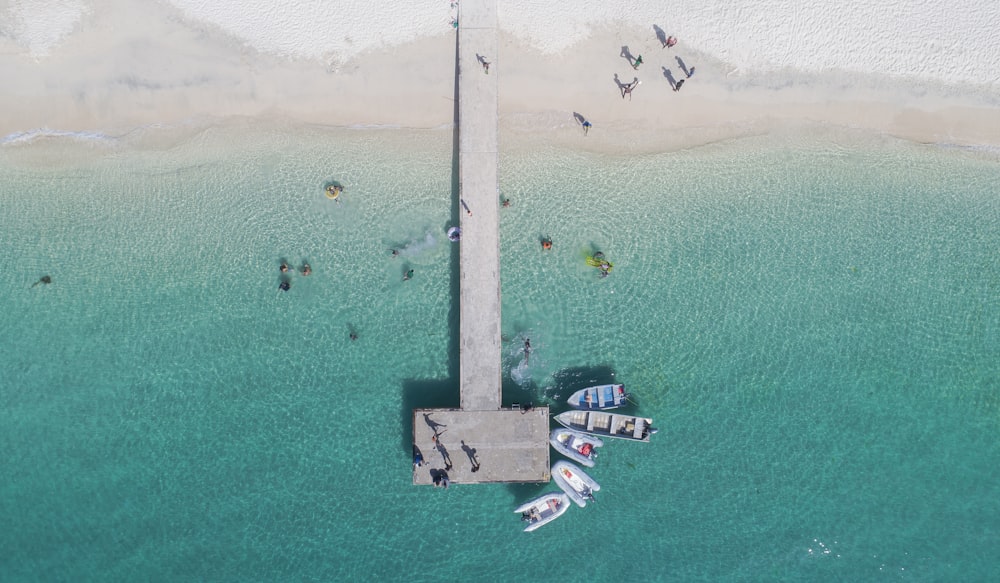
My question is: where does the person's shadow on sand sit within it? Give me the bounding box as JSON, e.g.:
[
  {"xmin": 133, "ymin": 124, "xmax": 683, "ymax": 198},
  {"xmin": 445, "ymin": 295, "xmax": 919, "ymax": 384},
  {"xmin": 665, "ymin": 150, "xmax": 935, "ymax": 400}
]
[
  {"xmin": 619, "ymin": 45, "xmax": 636, "ymax": 67},
  {"xmin": 676, "ymin": 56, "xmax": 692, "ymax": 77},
  {"xmin": 662, "ymin": 67, "xmax": 678, "ymax": 89},
  {"xmin": 613, "ymin": 73, "xmax": 626, "ymax": 93},
  {"xmin": 653, "ymin": 24, "xmax": 668, "ymax": 48}
]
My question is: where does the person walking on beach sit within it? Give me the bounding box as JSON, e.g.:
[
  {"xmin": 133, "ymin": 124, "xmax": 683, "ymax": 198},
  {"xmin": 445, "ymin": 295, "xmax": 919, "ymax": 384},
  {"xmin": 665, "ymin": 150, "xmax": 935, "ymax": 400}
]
[
  {"xmin": 666, "ymin": 36, "xmax": 677, "ymax": 48},
  {"xmin": 582, "ymin": 120, "xmax": 591, "ymax": 136},
  {"xmin": 632, "ymin": 55, "xmax": 643, "ymax": 70},
  {"xmin": 477, "ymin": 54, "xmax": 490, "ymax": 74},
  {"xmin": 461, "ymin": 198, "xmax": 472, "ymax": 216},
  {"xmin": 673, "ymin": 78, "xmax": 685, "ymax": 92},
  {"xmin": 687, "ymin": 66, "xmax": 695, "ymax": 78}
]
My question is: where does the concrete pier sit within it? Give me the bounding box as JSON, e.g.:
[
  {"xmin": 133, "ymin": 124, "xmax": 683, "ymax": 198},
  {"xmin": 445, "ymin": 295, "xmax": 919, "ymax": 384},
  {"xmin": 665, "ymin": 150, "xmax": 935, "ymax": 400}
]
[
  {"xmin": 457, "ymin": 0, "xmax": 501, "ymax": 412},
  {"xmin": 412, "ymin": 0, "xmax": 549, "ymax": 485},
  {"xmin": 412, "ymin": 408, "xmax": 550, "ymax": 485}
]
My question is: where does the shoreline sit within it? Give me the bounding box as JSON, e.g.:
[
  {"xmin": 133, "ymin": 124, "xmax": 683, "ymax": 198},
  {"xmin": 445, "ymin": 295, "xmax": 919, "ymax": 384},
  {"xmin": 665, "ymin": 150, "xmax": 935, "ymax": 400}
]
[{"xmin": 2, "ymin": 20, "xmax": 1000, "ymax": 153}]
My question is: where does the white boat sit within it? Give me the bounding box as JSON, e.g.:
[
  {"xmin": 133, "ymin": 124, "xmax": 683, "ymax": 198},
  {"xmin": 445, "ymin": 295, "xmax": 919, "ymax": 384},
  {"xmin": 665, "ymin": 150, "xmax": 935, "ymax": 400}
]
[
  {"xmin": 549, "ymin": 428, "xmax": 603, "ymax": 467},
  {"xmin": 552, "ymin": 461, "xmax": 600, "ymax": 508},
  {"xmin": 515, "ymin": 492, "xmax": 570, "ymax": 532},
  {"xmin": 567, "ymin": 383, "xmax": 630, "ymax": 410},
  {"xmin": 554, "ymin": 410, "xmax": 656, "ymax": 442}
]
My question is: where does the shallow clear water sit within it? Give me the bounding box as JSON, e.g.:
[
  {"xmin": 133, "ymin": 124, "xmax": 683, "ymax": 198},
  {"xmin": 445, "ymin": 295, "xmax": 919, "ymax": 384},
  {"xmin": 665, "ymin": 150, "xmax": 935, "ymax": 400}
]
[{"xmin": 1, "ymin": 126, "xmax": 998, "ymax": 581}]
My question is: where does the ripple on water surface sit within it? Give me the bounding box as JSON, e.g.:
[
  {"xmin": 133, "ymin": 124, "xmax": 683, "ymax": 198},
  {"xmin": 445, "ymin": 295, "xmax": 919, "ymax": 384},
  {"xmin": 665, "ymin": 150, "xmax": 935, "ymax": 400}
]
[{"xmin": 1, "ymin": 127, "xmax": 998, "ymax": 581}]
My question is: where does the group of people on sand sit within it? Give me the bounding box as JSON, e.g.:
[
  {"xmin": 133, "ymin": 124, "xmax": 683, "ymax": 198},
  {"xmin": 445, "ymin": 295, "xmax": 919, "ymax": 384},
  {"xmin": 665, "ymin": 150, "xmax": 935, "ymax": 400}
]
[
  {"xmin": 277, "ymin": 260, "xmax": 311, "ymax": 291},
  {"xmin": 619, "ymin": 32, "xmax": 693, "ymax": 99}
]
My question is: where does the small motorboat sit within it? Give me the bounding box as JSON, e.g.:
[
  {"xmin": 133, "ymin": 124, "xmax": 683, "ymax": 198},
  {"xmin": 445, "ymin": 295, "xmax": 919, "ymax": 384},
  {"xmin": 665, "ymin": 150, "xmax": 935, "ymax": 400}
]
[
  {"xmin": 515, "ymin": 492, "xmax": 570, "ymax": 532},
  {"xmin": 549, "ymin": 428, "xmax": 603, "ymax": 467},
  {"xmin": 567, "ymin": 383, "xmax": 629, "ymax": 410},
  {"xmin": 555, "ymin": 410, "xmax": 657, "ymax": 443},
  {"xmin": 552, "ymin": 461, "xmax": 600, "ymax": 508}
]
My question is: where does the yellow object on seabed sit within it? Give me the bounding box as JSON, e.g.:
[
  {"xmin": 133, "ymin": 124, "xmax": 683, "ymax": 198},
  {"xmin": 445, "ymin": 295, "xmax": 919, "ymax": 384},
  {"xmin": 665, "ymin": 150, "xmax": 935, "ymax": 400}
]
[{"xmin": 325, "ymin": 185, "xmax": 343, "ymax": 200}]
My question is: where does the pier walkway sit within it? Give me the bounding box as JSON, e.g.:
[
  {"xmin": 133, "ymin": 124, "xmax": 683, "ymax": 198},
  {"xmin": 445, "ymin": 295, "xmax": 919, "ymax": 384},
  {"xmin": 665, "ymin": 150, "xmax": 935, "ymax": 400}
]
[
  {"xmin": 457, "ymin": 0, "xmax": 501, "ymax": 411},
  {"xmin": 412, "ymin": 0, "xmax": 549, "ymax": 485}
]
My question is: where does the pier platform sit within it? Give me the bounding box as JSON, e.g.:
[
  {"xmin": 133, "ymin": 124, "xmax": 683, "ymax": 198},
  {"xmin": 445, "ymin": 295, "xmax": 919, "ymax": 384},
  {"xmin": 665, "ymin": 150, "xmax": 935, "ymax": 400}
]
[{"xmin": 413, "ymin": 408, "xmax": 550, "ymax": 485}]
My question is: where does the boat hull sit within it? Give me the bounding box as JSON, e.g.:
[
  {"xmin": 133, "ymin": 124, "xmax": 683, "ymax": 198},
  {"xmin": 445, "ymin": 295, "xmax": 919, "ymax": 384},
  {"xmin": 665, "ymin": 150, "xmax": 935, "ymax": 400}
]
[
  {"xmin": 554, "ymin": 411, "xmax": 654, "ymax": 442},
  {"xmin": 567, "ymin": 383, "xmax": 629, "ymax": 410},
  {"xmin": 549, "ymin": 428, "xmax": 603, "ymax": 467},
  {"xmin": 515, "ymin": 492, "xmax": 570, "ymax": 532},
  {"xmin": 552, "ymin": 461, "xmax": 601, "ymax": 508}
]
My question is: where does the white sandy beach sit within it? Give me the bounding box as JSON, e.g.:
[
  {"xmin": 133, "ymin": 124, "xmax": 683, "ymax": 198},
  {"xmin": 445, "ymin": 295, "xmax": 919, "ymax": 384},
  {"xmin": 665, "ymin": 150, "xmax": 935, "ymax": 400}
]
[{"xmin": 1, "ymin": 0, "xmax": 999, "ymax": 150}]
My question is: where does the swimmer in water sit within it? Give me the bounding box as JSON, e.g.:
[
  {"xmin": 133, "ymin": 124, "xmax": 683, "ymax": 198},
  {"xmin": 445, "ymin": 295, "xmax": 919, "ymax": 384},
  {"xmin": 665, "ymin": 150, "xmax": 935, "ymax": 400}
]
[
  {"xmin": 279, "ymin": 280, "xmax": 291, "ymax": 291},
  {"xmin": 524, "ymin": 338, "xmax": 532, "ymax": 364},
  {"xmin": 301, "ymin": 263, "xmax": 311, "ymax": 276},
  {"xmin": 403, "ymin": 268, "xmax": 414, "ymax": 281},
  {"xmin": 280, "ymin": 262, "xmax": 289, "ymax": 273}
]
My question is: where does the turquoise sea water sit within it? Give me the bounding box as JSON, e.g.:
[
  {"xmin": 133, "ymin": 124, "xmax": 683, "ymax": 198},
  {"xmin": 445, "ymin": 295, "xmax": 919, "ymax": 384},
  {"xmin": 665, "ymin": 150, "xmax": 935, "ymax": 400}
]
[{"xmin": 2, "ymin": 125, "xmax": 998, "ymax": 581}]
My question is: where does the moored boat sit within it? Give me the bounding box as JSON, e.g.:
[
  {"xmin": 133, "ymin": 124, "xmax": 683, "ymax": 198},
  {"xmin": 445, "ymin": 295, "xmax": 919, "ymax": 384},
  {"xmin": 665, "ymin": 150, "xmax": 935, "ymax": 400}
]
[
  {"xmin": 554, "ymin": 410, "xmax": 656, "ymax": 442},
  {"xmin": 567, "ymin": 383, "xmax": 629, "ymax": 410},
  {"xmin": 552, "ymin": 461, "xmax": 601, "ymax": 508},
  {"xmin": 549, "ymin": 428, "xmax": 603, "ymax": 467},
  {"xmin": 515, "ymin": 492, "xmax": 570, "ymax": 532}
]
